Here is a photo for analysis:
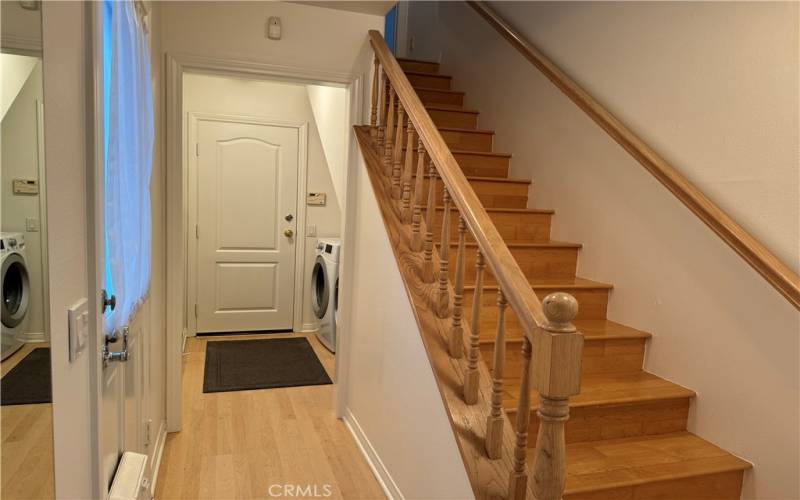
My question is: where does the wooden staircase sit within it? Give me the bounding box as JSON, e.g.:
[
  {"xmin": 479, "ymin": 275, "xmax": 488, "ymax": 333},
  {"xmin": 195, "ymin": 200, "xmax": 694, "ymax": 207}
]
[{"xmin": 394, "ymin": 56, "xmax": 751, "ymax": 499}]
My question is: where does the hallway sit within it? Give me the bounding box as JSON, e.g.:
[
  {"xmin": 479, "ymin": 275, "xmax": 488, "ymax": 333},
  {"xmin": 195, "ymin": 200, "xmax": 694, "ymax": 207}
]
[{"xmin": 155, "ymin": 333, "xmax": 385, "ymax": 499}]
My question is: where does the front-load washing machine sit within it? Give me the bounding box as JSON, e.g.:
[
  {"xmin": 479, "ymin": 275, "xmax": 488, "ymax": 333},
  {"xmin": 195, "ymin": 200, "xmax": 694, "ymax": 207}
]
[
  {"xmin": 311, "ymin": 238, "xmax": 340, "ymax": 353},
  {"xmin": 1, "ymin": 233, "xmax": 30, "ymax": 360}
]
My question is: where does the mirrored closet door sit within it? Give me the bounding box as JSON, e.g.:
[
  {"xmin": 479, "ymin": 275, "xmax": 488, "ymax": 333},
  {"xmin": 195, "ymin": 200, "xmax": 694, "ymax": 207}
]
[{"xmin": 1, "ymin": 1, "xmax": 55, "ymax": 498}]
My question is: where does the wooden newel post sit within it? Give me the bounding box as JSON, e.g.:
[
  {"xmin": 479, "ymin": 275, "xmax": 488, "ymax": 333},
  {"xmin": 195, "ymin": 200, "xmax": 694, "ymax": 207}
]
[{"xmin": 528, "ymin": 292, "xmax": 582, "ymax": 500}]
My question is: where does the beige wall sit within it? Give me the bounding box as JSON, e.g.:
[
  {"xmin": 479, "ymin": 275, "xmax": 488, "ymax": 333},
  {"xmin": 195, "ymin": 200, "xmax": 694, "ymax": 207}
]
[
  {"xmin": 183, "ymin": 73, "xmax": 342, "ymax": 331},
  {"xmin": 340, "ymin": 153, "xmax": 474, "ymax": 499},
  {"xmin": 160, "ymin": 1, "xmax": 382, "ymax": 76},
  {"xmin": 422, "ymin": 2, "xmax": 799, "ymax": 498},
  {"xmin": 1, "ymin": 59, "xmax": 47, "ymax": 338}
]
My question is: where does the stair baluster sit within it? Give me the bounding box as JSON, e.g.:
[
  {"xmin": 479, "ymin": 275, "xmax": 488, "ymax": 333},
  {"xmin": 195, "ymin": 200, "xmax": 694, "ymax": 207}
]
[
  {"xmin": 383, "ymin": 86, "xmax": 395, "ymax": 177},
  {"xmin": 531, "ymin": 293, "xmax": 583, "ymax": 500},
  {"xmin": 401, "ymin": 120, "xmax": 416, "ymax": 222},
  {"xmin": 485, "ymin": 288, "xmax": 507, "ymax": 459},
  {"xmin": 437, "ymin": 189, "xmax": 451, "ymax": 317},
  {"xmin": 463, "ymin": 250, "xmax": 485, "ymax": 404},
  {"xmin": 410, "ymin": 138, "xmax": 427, "ymax": 251},
  {"xmin": 508, "ymin": 335, "xmax": 533, "ymax": 499},
  {"xmin": 370, "ymin": 56, "xmax": 379, "ymax": 142},
  {"xmin": 422, "ymin": 162, "xmax": 436, "ymax": 283},
  {"xmin": 376, "ymin": 68, "xmax": 386, "ymax": 150},
  {"xmin": 391, "ymin": 106, "xmax": 405, "ymax": 200},
  {"xmin": 448, "ymin": 216, "xmax": 466, "ymax": 357}
]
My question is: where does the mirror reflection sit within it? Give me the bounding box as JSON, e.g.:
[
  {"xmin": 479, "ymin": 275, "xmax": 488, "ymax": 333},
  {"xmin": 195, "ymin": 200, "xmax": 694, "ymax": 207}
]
[{"xmin": 1, "ymin": 0, "xmax": 54, "ymax": 498}]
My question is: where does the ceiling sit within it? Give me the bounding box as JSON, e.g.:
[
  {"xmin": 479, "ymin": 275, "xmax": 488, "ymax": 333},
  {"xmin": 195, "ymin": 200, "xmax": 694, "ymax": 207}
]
[{"xmin": 290, "ymin": 1, "xmax": 395, "ymax": 16}]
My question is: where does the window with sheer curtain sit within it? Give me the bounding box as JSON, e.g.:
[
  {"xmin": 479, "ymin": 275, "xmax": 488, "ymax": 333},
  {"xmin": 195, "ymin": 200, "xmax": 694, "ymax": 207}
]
[{"xmin": 103, "ymin": 0, "xmax": 154, "ymax": 333}]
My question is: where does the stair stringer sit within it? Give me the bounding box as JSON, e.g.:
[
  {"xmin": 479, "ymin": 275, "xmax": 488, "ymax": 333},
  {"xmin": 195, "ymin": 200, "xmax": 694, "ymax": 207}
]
[{"xmin": 355, "ymin": 126, "xmax": 534, "ymax": 500}]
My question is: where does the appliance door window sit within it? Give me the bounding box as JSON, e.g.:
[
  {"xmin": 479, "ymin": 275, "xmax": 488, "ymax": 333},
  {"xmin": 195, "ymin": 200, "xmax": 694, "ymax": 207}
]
[{"xmin": 311, "ymin": 256, "xmax": 329, "ymax": 319}]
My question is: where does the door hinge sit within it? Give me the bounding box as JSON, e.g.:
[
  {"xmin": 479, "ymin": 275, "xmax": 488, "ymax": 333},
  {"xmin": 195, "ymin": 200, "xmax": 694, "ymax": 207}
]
[
  {"xmin": 196, "ymin": 142, "xmax": 200, "ymax": 156},
  {"xmin": 195, "ymin": 224, "xmax": 199, "ymax": 239},
  {"xmin": 194, "ymin": 304, "xmax": 198, "ymax": 318}
]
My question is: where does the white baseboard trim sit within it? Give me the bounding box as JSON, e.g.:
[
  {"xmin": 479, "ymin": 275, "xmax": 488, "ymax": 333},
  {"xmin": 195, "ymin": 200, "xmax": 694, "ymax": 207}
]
[
  {"xmin": 301, "ymin": 323, "xmax": 319, "ymax": 333},
  {"xmin": 148, "ymin": 421, "xmax": 167, "ymax": 499},
  {"xmin": 343, "ymin": 408, "xmax": 403, "ymax": 500}
]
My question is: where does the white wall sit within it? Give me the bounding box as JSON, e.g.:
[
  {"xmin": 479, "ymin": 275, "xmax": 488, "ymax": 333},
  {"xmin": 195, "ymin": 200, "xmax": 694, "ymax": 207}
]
[
  {"xmin": 1, "ymin": 53, "xmax": 37, "ymax": 119},
  {"xmin": 422, "ymin": 2, "xmax": 799, "ymax": 498},
  {"xmin": 161, "ymin": 1, "xmax": 383, "ymax": 77},
  {"xmin": 1, "ymin": 59, "xmax": 47, "ymax": 338},
  {"xmin": 145, "ymin": 0, "xmax": 168, "ymax": 484},
  {"xmin": 41, "ymin": 3, "xmax": 93, "ymax": 497},
  {"xmin": 341, "ymin": 153, "xmax": 474, "ymax": 499},
  {"xmin": 183, "ymin": 73, "xmax": 342, "ymax": 331},
  {"xmin": 306, "ymin": 84, "xmax": 348, "ymax": 213}
]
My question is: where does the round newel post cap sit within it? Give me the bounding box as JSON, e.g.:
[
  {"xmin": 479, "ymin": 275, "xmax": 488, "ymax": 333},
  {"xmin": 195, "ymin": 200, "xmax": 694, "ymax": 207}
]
[{"xmin": 542, "ymin": 292, "xmax": 578, "ymax": 332}]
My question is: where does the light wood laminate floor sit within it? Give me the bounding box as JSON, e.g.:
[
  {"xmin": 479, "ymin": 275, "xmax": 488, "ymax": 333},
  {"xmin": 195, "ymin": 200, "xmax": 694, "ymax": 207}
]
[
  {"xmin": 155, "ymin": 333, "xmax": 386, "ymax": 499},
  {"xmin": 1, "ymin": 342, "xmax": 55, "ymax": 500}
]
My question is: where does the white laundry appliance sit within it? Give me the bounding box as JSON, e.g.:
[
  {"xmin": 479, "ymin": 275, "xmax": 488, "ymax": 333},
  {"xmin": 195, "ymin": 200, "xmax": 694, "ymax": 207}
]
[
  {"xmin": 311, "ymin": 238, "xmax": 340, "ymax": 353},
  {"xmin": 1, "ymin": 233, "xmax": 31, "ymax": 360}
]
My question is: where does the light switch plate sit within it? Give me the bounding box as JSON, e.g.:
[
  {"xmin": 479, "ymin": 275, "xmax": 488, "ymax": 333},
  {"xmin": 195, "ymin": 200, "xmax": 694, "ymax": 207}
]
[
  {"xmin": 68, "ymin": 298, "xmax": 89, "ymax": 362},
  {"xmin": 306, "ymin": 225, "xmax": 317, "ymax": 237},
  {"xmin": 26, "ymin": 217, "xmax": 39, "ymax": 232}
]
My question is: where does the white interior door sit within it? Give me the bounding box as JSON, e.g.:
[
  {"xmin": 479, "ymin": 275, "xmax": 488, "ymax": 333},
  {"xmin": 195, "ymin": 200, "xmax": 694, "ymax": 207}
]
[{"xmin": 196, "ymin": 119, "xmax": 299, "ymax": 333}]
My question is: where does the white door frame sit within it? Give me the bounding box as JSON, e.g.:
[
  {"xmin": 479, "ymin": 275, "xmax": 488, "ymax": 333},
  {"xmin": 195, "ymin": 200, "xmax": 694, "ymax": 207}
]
[
  {"xmin": 165, "ymin": 52, "xmax": 359, "ymax": 432},
  {"xmin": 186, "ymin": 112, "xmax": 308, "ymax": 336}
]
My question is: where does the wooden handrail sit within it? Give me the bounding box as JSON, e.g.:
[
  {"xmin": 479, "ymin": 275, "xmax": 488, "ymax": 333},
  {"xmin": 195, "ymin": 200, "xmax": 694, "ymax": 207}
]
[
  {"xmin": 468, "ymin": 1, "xmax": 800, "ymax": 310},
  {"xmin": 368, "ymin": 29, "xmax": 549, "ymax": 331}
]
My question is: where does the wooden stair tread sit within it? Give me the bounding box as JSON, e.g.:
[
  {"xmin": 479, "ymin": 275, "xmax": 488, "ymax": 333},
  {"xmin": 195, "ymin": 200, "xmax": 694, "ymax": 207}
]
[
  {"xmin": 453, "ymin": 240, "xmax": 582, "ymax": 249},
  {"xmin": 467, "ymin": 277, "xmax": 612, "ymax": 291},
  {"xmin": 436, "ymin": 125, "xmax": 494, "ymax": 134},
  {"xmin": 437, "ymin": 206, "xmax": 552, "ymax": 214},
  {"xmin": 402, "ymin": 145, "xmax": 512, "ymax": 158},
  {"xmin": 404, "ymin": 70, "xmax": 451, "ymax": 79},
  {"xmin": 479, "ymin": 319, "xmax": 651, "ymax": 344},
  {"xmin": 397, "ymin": 56, "xmax": 439, "ymax": 64},
  {"xmin": 420, "ymin": 175, "xmax": 529, "ymax": 186},
  {"xmin": 503, "ymin": 371, "xmax": 695, "ymax": 411},
  {"xmin": 425, "ymin": 104, "xmax": 480, "ymax": 114},
  {"xmin": 409, "ymin": 86, "xmax": 465, "ymax": 96},
  {"xmin": 551, "ymin": 432, "xmax": 751, "ymax": 495}
]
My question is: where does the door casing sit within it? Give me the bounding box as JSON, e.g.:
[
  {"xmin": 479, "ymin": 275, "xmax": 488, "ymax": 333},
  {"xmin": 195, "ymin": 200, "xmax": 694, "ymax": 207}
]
[
  {"xmin": 186, "ymin": 112, "xmax": 308, "ymax": 336},
  {"xmin": 165, "ymin": 53, "xmax": 360, "ymax": 432}
]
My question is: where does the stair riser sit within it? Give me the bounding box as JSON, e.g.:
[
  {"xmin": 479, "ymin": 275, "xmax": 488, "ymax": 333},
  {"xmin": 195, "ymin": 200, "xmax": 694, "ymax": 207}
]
[
  {"xmin": 484, "ymin": 337, "xmax": 645, "ymax": 377},
  {"xmin": 506, "ymin": 397, "xmax": 689, "ymax": 449},
  {"xmin": 427, "ymin": 108, "xmax": 479, "ymax": 129},
  {"xmin": 442, "ymin": 244, "xmax": 579, "ymax": 282},
  {"xmin": 416, "ymin": 176, "xmax": 529, "ymax": 209},
  {"xmin": 467, "ymin": 287, "xmax": 609, "ymax": 329},
  {"xmin": 414, "ymin": 88, "xmax": 464, "ymax": 107},
  {"xmin": 398, "ymin": 60, "xmax": 440, "ymax": 74},
  {"xmin": 406, "ymin": 73, "xmax": 451, "ymax": 90},
  {"xmin": 403, "ymin": 149, "xmax": 510, "ymax": 177},
  {"xmin": 439, "ymin": 128, "xmax": 493, "ymax": 152},
  {"xmin": 563, "ymin": 469, "xmax": 744, "ymax": 500},
  {"xmin": 434, "ymin": 208, "xmax": 552, "ymax": 243}
]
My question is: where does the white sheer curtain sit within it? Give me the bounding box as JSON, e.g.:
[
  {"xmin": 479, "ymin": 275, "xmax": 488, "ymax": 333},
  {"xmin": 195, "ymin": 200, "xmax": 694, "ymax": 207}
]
[{"xmin": 104, "ymin": 0, "xmax": 154, "ymax": 333}]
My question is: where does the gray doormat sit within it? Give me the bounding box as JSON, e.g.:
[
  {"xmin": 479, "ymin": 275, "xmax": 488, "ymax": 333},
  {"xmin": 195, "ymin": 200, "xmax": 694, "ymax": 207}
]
[
  {"xmin": 203, "ymin": 338, "xmax": 332, "ymax": 393},
  {"xmin": 1, "ymin": 347, "xmax": 52, "ymax": 405}
]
